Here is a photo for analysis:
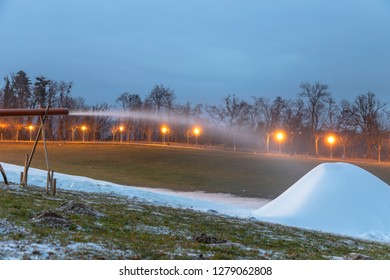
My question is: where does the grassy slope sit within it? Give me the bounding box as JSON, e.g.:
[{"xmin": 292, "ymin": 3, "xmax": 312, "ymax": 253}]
[
  {"xmin": 1, "ymin": 184, "xmax": 389, "ymax": 260},
  {"xmin": 1, "ymin": 142, "xmax": 389, "ymax": 199}
]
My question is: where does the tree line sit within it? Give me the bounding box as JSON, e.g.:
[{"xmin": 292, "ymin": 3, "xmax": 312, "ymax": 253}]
[{"xmin": 1, "ymin": 70, "xmax": 389, "ymax": 161}]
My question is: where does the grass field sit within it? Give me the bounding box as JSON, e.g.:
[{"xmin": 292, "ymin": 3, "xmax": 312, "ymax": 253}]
[{"xmin": 1, "ymin": 142, "xmax": 389, "ymax": 199}]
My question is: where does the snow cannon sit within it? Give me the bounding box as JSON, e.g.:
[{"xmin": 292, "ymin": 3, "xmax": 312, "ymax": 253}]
[
  {"xmin": 0, "ymin": 107, "xmax": 69, "ymax": 193},
  {"xmin": 0, "ymin": 108, "xmax": 69, "ymax": 117}
]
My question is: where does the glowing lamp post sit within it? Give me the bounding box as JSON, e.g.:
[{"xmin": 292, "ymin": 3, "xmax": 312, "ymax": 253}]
[
  {"xmin": 327, "ymin": 135, "xmax": 336, "ymax": 159},
  {"xmin": 276, "ymin": 131, "xmax": 284, "ymax": 154},
  {"xmin": 81, "ymin": 125, "xmax": 87, "ymax": 142},
  {"xmin": 161, "ymin": 126, "xmax": 168, "ymax": 145},
  {"xmin": 28, "ymin": 125, "xmax": 34, "ymax": 141},
  {"xmin": 111, "ymin": 128, "xmax": 116, "ymax": 142},
  {"xmin": 119, "ymin": 126, "xmax": 124, "ymax": 143},
  {"xmin": 0, "ymin": 123, "xmax": 6, "ymax": 141},
  {"xmin": 193, "ymin": 127, "xmax": 200, "ymax": 147}
]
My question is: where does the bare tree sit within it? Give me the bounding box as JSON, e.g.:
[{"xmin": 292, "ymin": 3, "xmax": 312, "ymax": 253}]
[
  {"xmin": 146, "ymin": 84, "xmax": 175, "ymax": 116},
  {"xmin": 116, "ymin": 92, "xmax": 143, "ymax": 141},
  {"xmin": 345, "ymin": 92, "xmax": 387, "ymax": 160},
  {"xmin": 55, "ymin": 81, "xmax": 73, "ymax": 140},
  {"xmin": 282, "ymin": 98, "xmax": 305, "ymax": 155},
  {"xmin": 299, "ymin": 81, "xmax": 331, "ymax": 157},
  {"xmin": 221, "ymin": 95, "xmax": 250, "ymax": 128},
  {"xmin": 145, "ymin": 84, "xmax": 176, "ymax": 141},
  {"xmin": 253, "ymin": 96, "xmax": 284, "ymax": 153},
  {"xmin": 335, "ymin": 99, "xmax": 359, "ymax": 159},
  {"xmin": 324, "ymin": 96, "xmax": 339, "ymax": 132},
  {"xmin": 174, "ymin": 102, "xmax": 203, "ymax": 144},
  {"xmin": 208, "ymin": 95, "xmax": 250, "ymax": 150},
  {"xmin": 68, "ymin": 97, "xmax": 87, "ymax": 141},
  {"xmin": 205, "ymin": 105, "xmax": 225, "ymax": 127},
  {"xmin": 372, "ymin": 115, "xmax": 389, "ymax": 162},
  {"xmin": 91, "ymin": 103, "xmax": 112, "ymax": 141},
  {"xmin": 116, "ymin": 92, "xmax": 142, "ymax": 110}
]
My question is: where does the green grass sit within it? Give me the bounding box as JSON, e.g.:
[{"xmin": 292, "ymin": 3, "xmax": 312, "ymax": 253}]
[
  {"xmin": 1, "ymin": 184, "xmax": 390, "ymax": 260},
  {"xmin": 1, "ymin": 142, "xmax": 389, "ymax": 198}
]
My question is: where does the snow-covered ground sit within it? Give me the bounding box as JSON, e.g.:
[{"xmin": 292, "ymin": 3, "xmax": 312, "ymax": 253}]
[{"xmin": 2, "ymin": 162, "xmax": 390, "ymax": 243}]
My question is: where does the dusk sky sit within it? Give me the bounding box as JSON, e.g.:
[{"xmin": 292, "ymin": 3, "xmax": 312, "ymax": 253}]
[{"xmin": 1, "ymin": 0, "xmax": 389, "ymax": 106}]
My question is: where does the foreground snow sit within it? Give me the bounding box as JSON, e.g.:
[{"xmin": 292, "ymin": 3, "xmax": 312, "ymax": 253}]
[
  {"xmin": 253, "ymin": 162, "xmax": 390, "ymax": 243},
  {"xmin": 2, "ymin": 162, "xmax": 390, "ymax": 243}
]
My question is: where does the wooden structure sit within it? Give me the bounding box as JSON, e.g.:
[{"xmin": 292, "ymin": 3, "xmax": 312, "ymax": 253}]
[
  {"xmin": 0, "ymin": 163, "xmax": 8, "ymax": 184},
  {"xmin": 0, "ymin": 107, "xmax": 69, "ymax": 195}
]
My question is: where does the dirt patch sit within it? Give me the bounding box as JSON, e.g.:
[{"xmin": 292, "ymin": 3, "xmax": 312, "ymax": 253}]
[
  {"xmin": 193, "ymin": 233, "xmax": 227, "ymax": 244},
  {"xmin": 57, "ymin": 200, "xmax": 105, "ymax": 217},
  {"xmin": 31, "ymin": 210, "xmax": 71, "ymax": 228},
  {"xmin": 344, "ymin": 252, "xmax": 373, "ymax": 260}
]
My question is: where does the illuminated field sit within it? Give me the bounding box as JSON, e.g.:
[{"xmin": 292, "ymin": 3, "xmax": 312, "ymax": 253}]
[{"xmin": 0, "ymin": 142, "xmax": 389, "ymax": 199}]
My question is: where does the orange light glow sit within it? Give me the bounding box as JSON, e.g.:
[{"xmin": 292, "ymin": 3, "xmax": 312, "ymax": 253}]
[
  {"xmin": 327, "ymin": 135, "xmax": 336, "ymax": 144},
  {"xmin": 193, "ymin": 127, "xmax": 200, "ymax": 136},
  {"xmin": 276, "ymin": 131, "xmax": 284, "ymax": 141}
]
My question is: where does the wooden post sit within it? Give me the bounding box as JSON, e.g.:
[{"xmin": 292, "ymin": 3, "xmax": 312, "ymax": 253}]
[
  {"xmin": 52, "ymin": 178, "xmax": 57, "ymax": 196},
  {"xmin": 46, "ymin": 169, "xmax": 56, "ymax": 195},
  {"xmin": 0, "ymin": 163, "xmax": 8, "ymax": 185},
  {"xmin": 51, "ymin": 170, "xmax": 54, "ymax": 186},
  {"xmin": 25, "ymin": 106, "xmax": 50, "ymax": 172},
  {"xmin": 21, "ymin": 154, "xmax": 29, "ymax": 186},
  {"xmin": 50, "ymin": 169, "xmax": 54, "ymax": 194},
  {"xmin": 46, "ymin": 169, "xmax": 51, "ymax": 194},
  {"xmin": 41, "ymin": 115, "xmax": 50, "ymax": 172}
]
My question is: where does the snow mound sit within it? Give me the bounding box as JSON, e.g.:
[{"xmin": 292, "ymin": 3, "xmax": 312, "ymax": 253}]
[{"xmin": 252, "ymin": 162, "xmax": 390, "ymax": 242}]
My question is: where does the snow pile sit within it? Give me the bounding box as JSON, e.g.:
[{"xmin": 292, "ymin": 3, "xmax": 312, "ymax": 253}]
[
  {"xmin": 1, "ymin": 163, "xmax": 268, "ymax": 219},
  {"xmin": 252, "ymin": 162, "xmax": 390, "ymax": 242}
]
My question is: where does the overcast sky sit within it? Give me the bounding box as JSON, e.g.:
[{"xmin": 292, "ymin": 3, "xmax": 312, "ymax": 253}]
[{"xmin": 0, "ymin": 0, "xmax": 389, "ymax": 106}]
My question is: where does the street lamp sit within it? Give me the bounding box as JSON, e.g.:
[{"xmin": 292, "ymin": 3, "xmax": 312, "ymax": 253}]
[
  {"xmin": 327, "ymin": 135, "xmax": 336, "ymax": 159},
  {"xmin": 161, "ymin": 125, "xmax": 168, "ymax": 145},
  {"xmin": 111, "ymin": 128, "xmax": 116, "ymax": 142},
  {"xmin": 28, "ymin": 125, "xmax": 34, "ymax": 141},
  {"xmin": 81, "ymin": 125, "xmax": 87, "ymax": 142},
  {"xmin": 193, "ymin": 127, "xmax": 200, "ymax": 147},
  {"xmin": 275, "ymin": 131, "xmax": 284, "ymax": 154},
  {"xmin": 0, "ymin": 122, "xmax": 7, "ymax": 141},
  {"xmin": 119, "ymin": 126, "xmax": 124, "ymax": 143}
]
